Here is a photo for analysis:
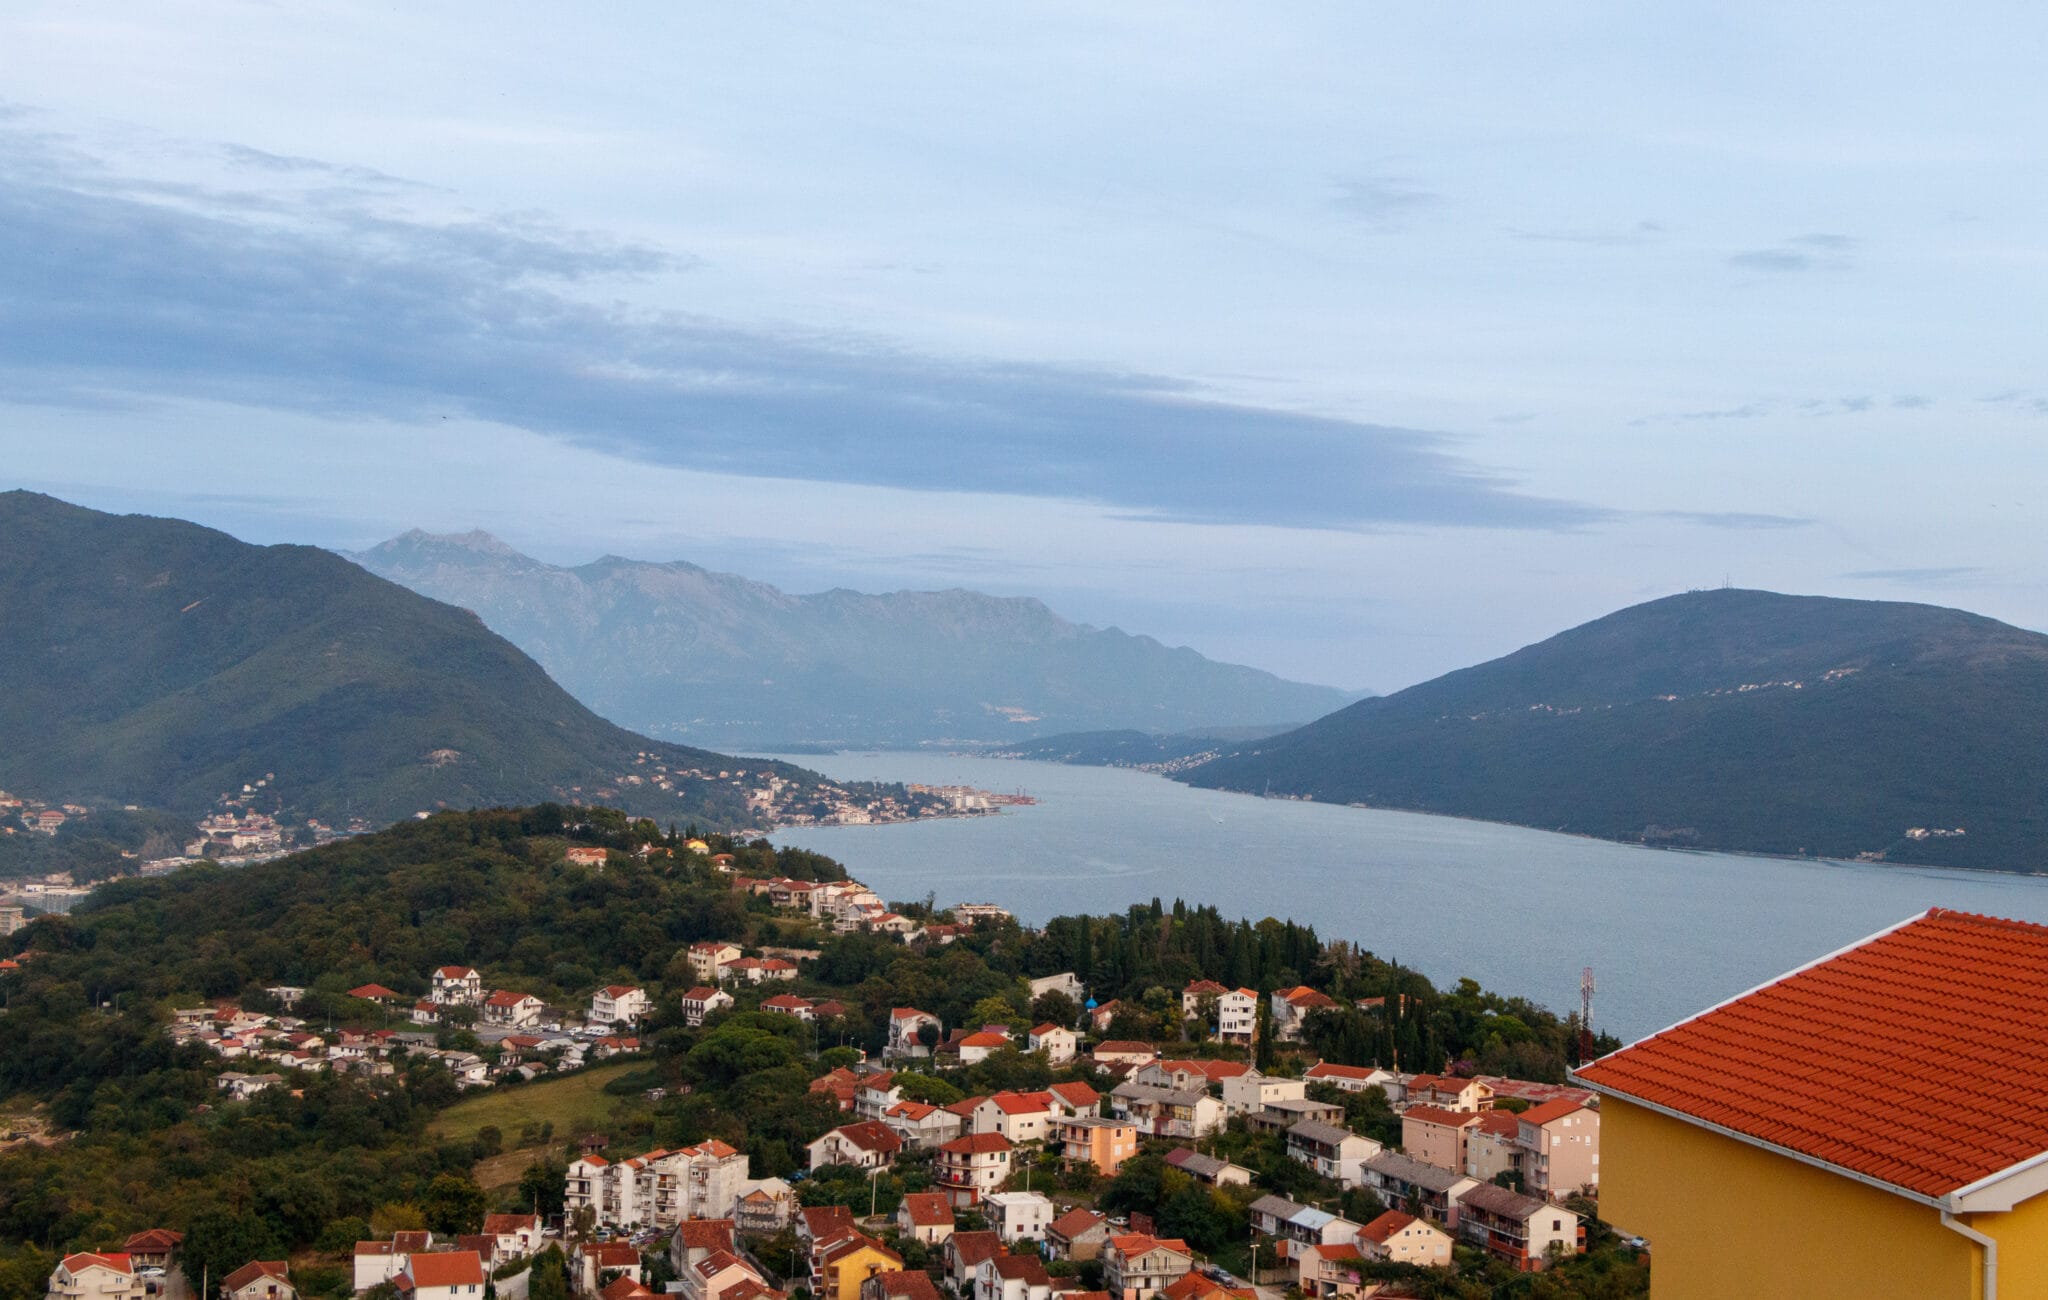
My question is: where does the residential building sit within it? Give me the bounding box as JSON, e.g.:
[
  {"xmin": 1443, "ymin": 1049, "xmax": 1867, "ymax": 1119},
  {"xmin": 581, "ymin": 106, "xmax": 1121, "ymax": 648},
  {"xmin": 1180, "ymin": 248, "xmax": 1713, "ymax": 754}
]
[
  {"xmin": 1401, "ymin": 1106, "xmax": 1482, "ymax": 1174},
  {"xmin": 1046, "ymin": 1080, "xmax": 1101, "ymax": 1116},
  {"xmin": 882, "ymin": 1100, "xmax": 964, "ymax": 1151},
  {"xmin": 811, "ymin": 1067, "xmax": 862, "ymax": 1112},
  {"xmin": 1026, "ymin": 1023, "xmax": 1077, "ymax": 1064},
  {"xmin": 573, "ymin": 1243, "xmax": 641, "ymax": 1297},
  {"xmin": 1269, "ymin": 986, "xmax": 1339, "ymax": 1041},
  {"xmin": 1101, "ymin": 1235, "xmax": 1192, "ymax": 1300},
  {"xmin": 974, "ymin": 1253, "xmax": 1051, "ymax": 1300},
  {"xmin": 1134, "ymin": 1060, "xmax": 1250, "ymax": 1093},
  {"xmin": 982, "ymin": 1190, "xmax": 1055, "ymax": 1243},
  {"xmin": 431, "ymin": 966, "xmax": 483, "ymax": 1004},
  {"xmin": 1516, "ymin": 1099, "xmax": 1599, "ymax": 1198},
  {"xmin": 1218, "ymin": 1071, "xmax": 1304, "ymax": 1117},
  {"xmin": 972, "ymin": 1091, "xmax": 1058, "ymax": 1143},
  {"xmin": 885, "ymin": 1008, "xmax": 942, "ymax": 1059},
  {"xmin": 799, "ymin": 1207, "xmax": 859, "ymax": 1292},
  {"xmin": 680, "ymin": 986, "xmax": 734, "ymax": 1027},
  {"xmin": 687, "ymin": 942, "xmax": 743, "ymax": 984},
  {"xmin": 762, "ymin": 993, "xmax": 817, "ymax": 1020},
  {"xmin": 121, "ymin": 1232, "xmax": 182, "ymax": 1273},
  {"xmin": 858, "ymin": 1273, "xmax": 942, "ymax": 1300},
  {"xmin": 807, "ymin": 1122, "xmax": 903, "ymax": 1171},
  {"xmin": 951, "ymin": 903, "xmax": 1012, "ymax": 926},
  {"xmin": 1355, "ymin": 1211, "xmax": 1452, "ymax": 1268},
  {"xmin": 220, "ymin": 1261, "xmax": 293, "ymax": 1300},
  {"xmin": 590, "ymin": 985, "xmax": 650, "ymax": 1028},
  {"xmin": 1244, "ymin": 1098, "xmax": 1343, "ymax": 1134},
  {"xmin": 1286, "ymin": 1120, "xmax": 1382, "ymax": 1188},
  {"xmin": 1277, "ymin": 1207, "xmax": 1360, "ymax": 1249},
  {"xmin": 682, "ymin": 1249, "xmax": 769, "ymax": 1300},
  {"xmin": 1292, "ymin": 1242, "xmax": 1373, "ymax": 1300},
  {"xmin": 1179, "ymin": 980, "xmax": 1228, "ymax": 1020},
  {"xmin": 352, "ymin": 1243, "xmax": 406, "ymax": 1292},
  {"xmin": 1247, "ymin": 1195, "xmax": 1305, "ymax": 1238},
  {"xmin": 934, "ymin": 1132, "xmax": 1013, "ymax": 1206},
  {"xmin": 815, "ymin": 1235, "xmax": 902, "ymax": 1300},
  {"xmin": 1453, "ymin": 1185, "xmax": 1580, "ymax": 1272},
  {"xmin": 1108, "ymin": 1083, "xmax": 1223, "ymax": 1139},
  {"xmin": 956, "ymin": 1030, "xmax": 1010, "ymax": 1064},
  {"xmin": 47, "ymin": 1253, "xmax": 144, "ymax": 1300},
  {"xmin": 399, "ymin": 1252, "xmax": 485, "ymax": 1300},
  {"xmin": 1399, "ymin": 1074, "xmax": 1492, "ymax": 1114},
  {"xmin": 0, "ymin": 904, "xmax": 26, "ymax": 937},
  {"xmin": 1028, "ymin": 972, "xmax": 1084, "ymax": 1002},
  {"xmin": 482, "ymin": 991, "xmax": 545, "ymax": 1028},
  {"xmin": 940, "ymin": 1233, "xmax": 1003, "ymax": 1296},
  {"xmin": 1161, "ymin": 1148, "xmax": 1253, "ymax": 1187},
  {"xmin": 1573, "ymin": 906, "xmax": 2048, "ymax": 1298},
  {"xmin": 1302, "ymin": 1062, "xmax": 1395, "ymax": 1094},
  {"xmin": 565, "ymin": 847, "xmax": 608, "ymax": 869},
  {"xmin": 1363, "ymin": 1153, "xmax": 1480, "ymax": 1229},
  {"xmin": 564, "ymin": 1140, "xmax": 750, "ymax": 1229},
  {"xmin": 1090, "ymin": 1040, "xmax": 1156, "ymax": 1069},
  {"xmin": 1054, "ymin": 1116, "xmax": 1139, "ymax": 1175},
  {"xmin": 1462, "ymin": 1110, "xmax": 1527, "ymax": 1187},
  {"xmin": 480, "ymin": 1215, "xmax": 544, "ymax": 1260},
  {"xmin": 895, "ymin": 1192, "xmax": 956, "ymax": 1245},
  {"xmin": 853, "ymin": 1073, "xmax": 903, "ymax": 1122},
  {"xmin": 734, "ymin": 1179, "xmax": 797, "ymax": 1235},
  {"xmin": 1044, "ymin": 1208, "xmax": 1110, "ymax": 1262}
]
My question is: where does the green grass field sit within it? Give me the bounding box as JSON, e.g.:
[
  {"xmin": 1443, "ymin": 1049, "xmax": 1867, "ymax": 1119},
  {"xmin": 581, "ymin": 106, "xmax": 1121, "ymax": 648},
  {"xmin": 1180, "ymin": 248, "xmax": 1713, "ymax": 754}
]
[{"xmin": 428, "ymin": 1062, "xmax": 650, "ymax": 1145}]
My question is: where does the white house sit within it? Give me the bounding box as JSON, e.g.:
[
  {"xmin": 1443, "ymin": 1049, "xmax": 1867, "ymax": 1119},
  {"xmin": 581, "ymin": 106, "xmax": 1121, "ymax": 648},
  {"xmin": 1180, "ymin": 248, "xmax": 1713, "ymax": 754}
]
[
  {"xmin": 679, "ymin": 986, "xmax": 734, "ymax": 1027},
  {"xmin": 590, "ymin": 986, "xmax": 650, "ymax": 1028},
  {"xmin": 935, "ymin": 1132, "xmax": 1013, "ymax": 1207},
  {"xmin": 886, "ymin": 1008, "xmax": 941, "ymax": 1059},
  {"xmin": 1027, "ymin": 973, "xmax": 1084, "ymax": 1003},
  {"xmin": 482, "ymin": 991, "xmax": 546, "ymax": 1028},
  {"xmin": 431, "ymin": 966, "xmax": 484, "ymax": 1005},
  {"xmin": 47, "ymin": 1253, "xmax": 144, "ymax": 1300},
  {"xmin": 396, "ymin": 1250, "xmax": 485, "ymax": 1300},
  {"xmin": 687, "ymin": 942, "xmax": 743, "ymax": 984},
  {"xmin": 981, "ymin": 1191, "xmax": 1055, "ymax": 1244},
  {"xmin": 1286, "ymin": 1121, "xmax": 1383, "ymax": 1189},
  {"xmin": 1025, "ymin": 1024, "xmax": 1077, "ymax": 1064},
  {"xmin": 807, "ymin": 1121, "xmax": 904, "ymax": 1171},
  {"xmin": 1303, "ymin": 1062, "xmax": 1396, "ymax": 1093},
  {"xmin": 1220, "ymin": 1072, "xmax": 1306, "ymax": 1117},
  {"xmin": 971, "ymin": 1091, "xmax": 1058, "ymax": 1143}
]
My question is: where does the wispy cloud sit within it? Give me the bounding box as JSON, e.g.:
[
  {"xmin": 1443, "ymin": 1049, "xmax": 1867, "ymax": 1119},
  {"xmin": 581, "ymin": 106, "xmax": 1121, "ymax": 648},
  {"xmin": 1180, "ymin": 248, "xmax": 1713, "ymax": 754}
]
[
  {"xmin": 1728, "ymin": 232, "xmax": 1858, "ymax": 273},
  {"xmin": 1330, "ymin": 173, "xmax": 1439, "ymax": 227},
  {"xmin": 1658, "ymin": 510, "xmax": 1812, "ymax": 530},
  {"xmin": 0, "ymin": 123, "xmax": 1602, "ymax": 535},
  {"xmin": 1839, "ymin": 566, "xmax": 1984, "ymax": 586}
]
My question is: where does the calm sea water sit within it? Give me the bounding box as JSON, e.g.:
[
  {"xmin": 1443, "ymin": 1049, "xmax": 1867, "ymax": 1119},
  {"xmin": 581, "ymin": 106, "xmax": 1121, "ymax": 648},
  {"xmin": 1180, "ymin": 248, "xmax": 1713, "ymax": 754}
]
[{"xmin": 763, "ymin": 751, "xmax": 2048, "ymax": 1043}]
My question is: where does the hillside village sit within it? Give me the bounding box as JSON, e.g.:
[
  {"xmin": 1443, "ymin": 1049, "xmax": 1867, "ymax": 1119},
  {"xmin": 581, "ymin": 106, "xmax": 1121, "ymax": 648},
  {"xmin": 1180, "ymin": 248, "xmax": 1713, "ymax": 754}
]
[{"xmin": 7, "ymin": 818, "xmax": 1631, "ymax": 1300}]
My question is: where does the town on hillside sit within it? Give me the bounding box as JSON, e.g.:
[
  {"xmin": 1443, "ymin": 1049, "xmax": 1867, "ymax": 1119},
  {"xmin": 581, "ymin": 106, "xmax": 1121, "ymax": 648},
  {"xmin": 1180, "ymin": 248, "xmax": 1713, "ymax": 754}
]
[{"xmin": 7, "ymin": 817, "xmax": 1635, "ymax": 1300}]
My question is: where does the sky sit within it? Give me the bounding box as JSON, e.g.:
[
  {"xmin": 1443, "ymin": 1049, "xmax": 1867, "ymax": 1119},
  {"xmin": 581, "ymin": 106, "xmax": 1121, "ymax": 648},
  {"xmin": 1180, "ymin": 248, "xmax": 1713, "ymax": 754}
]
[{"xmin": 2, "ymin": 2, "xmax": 2045, "ymax": 691}]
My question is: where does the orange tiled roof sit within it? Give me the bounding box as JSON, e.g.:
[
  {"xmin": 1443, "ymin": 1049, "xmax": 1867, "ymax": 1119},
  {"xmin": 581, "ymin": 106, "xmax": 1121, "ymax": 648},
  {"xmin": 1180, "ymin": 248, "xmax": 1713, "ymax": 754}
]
[{"xmin": 1576, "ymin": 908, "xmax": 2048, "ymax": 1201}]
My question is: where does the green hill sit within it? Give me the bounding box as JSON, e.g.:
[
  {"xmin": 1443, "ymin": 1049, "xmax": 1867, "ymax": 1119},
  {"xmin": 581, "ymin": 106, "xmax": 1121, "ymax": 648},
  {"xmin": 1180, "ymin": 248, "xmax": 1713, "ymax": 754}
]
[
  {"xmin": 1183, "ymin": 589, "xmax": 2048, "ymax": 871},
  {"xmin": 0, "ymin": 492, "xmax": 891, "ymax": 830}
]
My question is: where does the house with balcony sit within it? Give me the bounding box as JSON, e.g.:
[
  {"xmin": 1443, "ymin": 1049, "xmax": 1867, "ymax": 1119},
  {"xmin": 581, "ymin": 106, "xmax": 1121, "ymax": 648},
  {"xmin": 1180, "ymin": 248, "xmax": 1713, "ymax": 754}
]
[
  {"xmin": 431, "ymin": 966, "xmax": 484, "ymax": 1005},
  {"xmin": 680, "ymin": 986, "xmax": 734, "ymax": 1027},
  {"xmin": 807, "ymin": 1122, "xmax": 903, "ymax": 1171},
  {"xmin": 974, "ymin": 1254, "xmax": 1051, "ymax": 1300},
  {"xmin": 1516, "ymin": 1098, "xmax": 1599, "ymax": 1198},
  {"xmin": 688, "ymin": 942, "xmax": 743, "ymax": 984},
  {"xmin": 1453, "ymin": 1184, "xmax": 1580, "ymax": 1272},
  {"xmin": 971, "ymin": 1091, "xmax": 1058, "ymax": 1143},
  {"xmin": 1219, "ymin": 1071, "xmax": 1304, "ymax": 1117},
  {"xmin": 1026, "ymin": 1023, "xmax": 1077, "ymax": 1064},
  {"xmin": 1108, "ymin": 1083, "xmax": 1223, "ymax": 1139},
  {"xmin": 1363, "ymin": 1153, "xmax": 1480, "ymax": 1229},
  {"xmin": 1286, "ymin": 1120, "xmax": 1382, "ymax": 1188},
  {"xmin": 934, "ymin": 1132, "xmax": 1013, "ymax": 1207},
  {"xmin": 1101, "ymin": 1235, "xmax": 1192, "ymax": 1300},
  {"xmin": 882, "ymin": 1100, "xmax": 964, "ymax": 1151},
  {"xmin": 46, "ymin": 1253, "xmax": 145, "ymax": 1300},
  {"xmin": 1401, "ymin": 1106, "xmax": 1483, "ymax": 1174},
  {"xmin": 1054, "ymin": 1116, "xmax": 1139, "ymax": 1175},
  {"xmin": 885, "ymin": 1008, "xmax": 942, "ymax": 1059},
  {"xmin": 896, "ymin": 1192, "xmax": 956, "ymax": 1246},
  {"xmin": 1044, "ymin": 1208, "xmax": 1109, "ymax": 1262},
  {"xmin": 590, "ymin": 985, "xmax": 650, "ymax": 1028},
  {"xmin": 482, "ymin": 991, "xmax": 545, "ymax": 1028},
  {"xmin": 982, "ymin": 1191, "xmax": 1054, "ymax": 1244}
]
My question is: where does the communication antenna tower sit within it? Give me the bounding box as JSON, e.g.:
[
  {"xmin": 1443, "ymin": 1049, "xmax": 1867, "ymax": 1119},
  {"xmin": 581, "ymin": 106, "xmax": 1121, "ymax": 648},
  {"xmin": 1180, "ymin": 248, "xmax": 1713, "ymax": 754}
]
[{"xmin": 1579, "ymin": 966, "xmax": 1597, "ymax": 1064}]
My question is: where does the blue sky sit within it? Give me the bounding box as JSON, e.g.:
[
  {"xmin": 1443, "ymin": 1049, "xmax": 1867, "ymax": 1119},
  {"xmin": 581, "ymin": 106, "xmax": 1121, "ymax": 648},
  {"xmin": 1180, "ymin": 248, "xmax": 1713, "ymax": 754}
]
[{"xmin": 2, "ymin": 2, "xmax": 2045, "ymax": 690}]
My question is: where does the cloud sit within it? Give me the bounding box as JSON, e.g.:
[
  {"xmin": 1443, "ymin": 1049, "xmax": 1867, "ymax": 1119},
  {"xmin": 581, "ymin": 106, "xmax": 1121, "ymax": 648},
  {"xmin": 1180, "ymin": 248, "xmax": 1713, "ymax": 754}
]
[
  {"xmin": 1330, "ymin": 174, "xmax": 1439, "ymax": 226},
  {"xmin": 1729, "ymin": 232, "xmax": 1857, "ymax": 273},
  {"xmin": 1839, "ymin": 566, "xmax": 1984, "ymax": 586},
  {"xmin": 0, "ymin": 123, "xmax": 1603, "ymax": 534},
  {"xmin": 1676, "ymin": 402, "xmax": 1771, "ymax": 421},
  {"xmin": 1892, "ymin": 394, "xmax": 1933, "ymax": 409},
  {"xmin": 1658, "ymin": 511, "xmax": 1813, "ymax": 530}
]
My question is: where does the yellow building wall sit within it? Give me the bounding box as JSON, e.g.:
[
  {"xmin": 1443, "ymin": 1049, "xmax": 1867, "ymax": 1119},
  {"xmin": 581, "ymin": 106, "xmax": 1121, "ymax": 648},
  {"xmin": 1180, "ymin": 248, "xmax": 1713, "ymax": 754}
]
[
  {"xmin": 1601, "ymin": 1098, "xmax": 1983, "ymax": 1298},
  {"xmin": 822, "ymin": 1246, "xmax": 899, "ymax": 1300}
]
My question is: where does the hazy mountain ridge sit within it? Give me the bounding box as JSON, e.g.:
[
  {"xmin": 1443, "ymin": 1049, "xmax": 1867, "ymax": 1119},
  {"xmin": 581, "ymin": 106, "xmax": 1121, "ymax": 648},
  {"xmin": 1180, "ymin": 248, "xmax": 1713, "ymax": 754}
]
[
  {"xmin": 350, "ymin": 529, "xmax": 1362, "ymax": 746},
  {"xmin": 1182, "ymin": 589, "xmax": 2048, "ymax": 871},
  {"xmin": 0, "ymin": 493, "xmax": 898, "ymax": 830}
]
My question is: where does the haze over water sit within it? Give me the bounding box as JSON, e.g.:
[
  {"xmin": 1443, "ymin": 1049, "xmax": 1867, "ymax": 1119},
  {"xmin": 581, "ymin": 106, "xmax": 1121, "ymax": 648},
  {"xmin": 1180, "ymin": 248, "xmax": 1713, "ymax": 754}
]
[{"xmin": 765, "ymin": 752, "xmax": 2048, "ymax": 1044}]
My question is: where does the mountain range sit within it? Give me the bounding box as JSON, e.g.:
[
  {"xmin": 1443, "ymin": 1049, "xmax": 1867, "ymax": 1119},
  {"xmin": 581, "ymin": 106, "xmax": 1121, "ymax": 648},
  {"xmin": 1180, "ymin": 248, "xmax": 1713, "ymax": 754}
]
[
  {"xmin": 0, "ymin": 493, "xmax": 899, "ymax": 831},
  {"xmin": 348, "ymin": 530, "xmax": 1362, "ymax": 748},
  {"xmin": 1180, "ymin": 588, "xmax": 2048, "ymax": 871}
]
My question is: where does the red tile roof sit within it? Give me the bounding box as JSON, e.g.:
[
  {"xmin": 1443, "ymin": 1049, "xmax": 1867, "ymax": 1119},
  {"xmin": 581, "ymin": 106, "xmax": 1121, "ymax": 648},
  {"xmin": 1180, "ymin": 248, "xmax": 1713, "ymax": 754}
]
[
  {"xmin": 900, "ymin": 1192, "xmax": 954, "ymax": 1227},
  {"xmin": 986, "ymin": 1090, "xmax": 1055, "ymax": 1114},
  {"xmin": 1356, "ymin": 1210, "xmax": 1424, "ymax": 1245},
  {"xmin": 348, "ymin": 984, "xmax": 400, "ymax": 999},
  {"xmin": 867, "ymin": 1272, "xmax": 941, "ymax": 1300},
  {"xmin": 221, "ymin": 1261, "xmax": 289, "ymax": 1292},
  {"xmin": 1048, "ymin": 1081, "xmax": 1100, "ymax": 1107},
  {"xmin": 1576, "ymin": 908, "xmax": 2048, "ymax": 1201},
  {"xmin": 1305, "ymin": 1062, "xmax": 1381, "ymax": 1082},
  {"xmin": 1515, "ymin": 1097, "xmax": 1591, "ymax": 1128},
  {"xmin": 61, "ymin": 1253, "xmax": 134, "ymax": 1276},
  {"xmin": 1402, "ymin": 1105, "xmax": 1481, "ymax": 1129},
  {"xmin": 578, "ymin": 1243, "xmax": 640, "ymax": 1269},
  {"xmin": 124, "ymin": 1229, "xmax": 183, "ymax": 1252},
  {"xmin": 404, "ymin": 1251, "xmax": 485, "ymax": 1288},
  {"xmin": 940, "ymin": 1131, "xmax": 1013, "ymax": 1155}
]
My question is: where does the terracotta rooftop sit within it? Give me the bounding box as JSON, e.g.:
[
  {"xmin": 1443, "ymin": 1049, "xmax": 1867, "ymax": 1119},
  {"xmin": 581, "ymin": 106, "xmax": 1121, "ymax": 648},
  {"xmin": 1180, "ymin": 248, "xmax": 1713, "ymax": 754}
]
[
  {"xmin": 1356, "ymin": 1210, "xmax": 1423, "ymax": 1245},
  {"xmin": 404, "ymin": 1251, "xmax": 484, "ymax": 1288},
  {"xmin": 1576, "ymin": 908, "xmax": 2048, "ymax": 1202}
]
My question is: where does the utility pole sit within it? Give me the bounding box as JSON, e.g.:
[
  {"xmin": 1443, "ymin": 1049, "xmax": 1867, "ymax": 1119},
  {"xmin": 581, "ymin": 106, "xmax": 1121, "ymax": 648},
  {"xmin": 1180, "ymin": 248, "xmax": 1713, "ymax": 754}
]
[{"xmin": 1579, "ymin": 967, "xmax": 1596, "ymax": 1065}]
